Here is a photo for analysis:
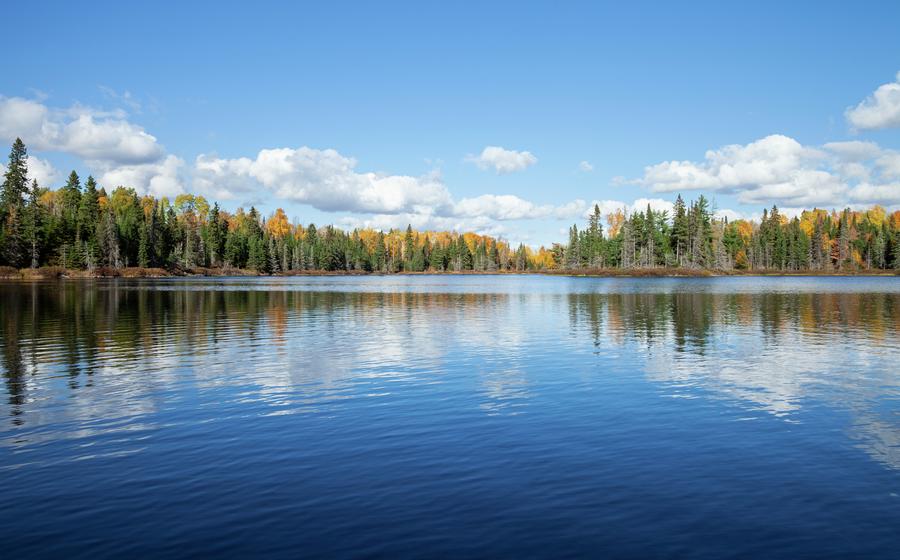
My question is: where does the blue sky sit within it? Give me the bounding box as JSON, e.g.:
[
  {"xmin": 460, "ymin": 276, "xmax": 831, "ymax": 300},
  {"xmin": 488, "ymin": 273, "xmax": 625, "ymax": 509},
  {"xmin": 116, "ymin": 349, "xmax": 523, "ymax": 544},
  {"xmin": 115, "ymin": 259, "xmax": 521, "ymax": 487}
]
[{"xmin": 2, "ymin": 0, "xmax": 900, "ymax": 245}]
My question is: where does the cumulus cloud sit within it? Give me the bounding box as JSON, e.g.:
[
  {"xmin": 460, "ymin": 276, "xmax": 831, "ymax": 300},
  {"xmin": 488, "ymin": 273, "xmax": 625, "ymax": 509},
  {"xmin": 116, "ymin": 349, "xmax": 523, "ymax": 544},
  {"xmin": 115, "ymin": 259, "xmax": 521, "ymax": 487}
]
[
  {"xmin": 339, "ymin": 194, "xmax": 704, "ymax": 244},
  {"xmin": 845, "ymin": 71, "xmax": 900, "ymax": 130},
  {"xmin": 713, "ymin": 208, "xmax": 744, "ymax": 222},
  {"xmin": 640, "ymin": 135, "xmax": 820, "ymax": 194},
  {"xmin": 582, "ymin": 198, "xmax": 674, "ymax": 220},
  {"xmin": 1, "ymin": 156, "xmax": 62, "ymax": 188},
  {"xmin": 195, "ymin": 147, "xmax": 453, "ymax": 214},
  {"xmin": 0, "ymin": 154, "xmax": 75, "ymax": 191},
  {"xmin": 0, "ymin": 96, "xmax": 163, "ymax": 165},
  {"xmin": 453, "ymin": 194, "xmax": 585, "ymax": 221},
  {"xmin": 97, "ymin": 155, "xmax": 186, "ymax": 198},
  {"xmin": 0, "ymin": 95, "xmax": 575, "ymax": 236},
  {"xmin": 634, "ymin": 134, "xmax": 900, "ymax": 207},
  {"xmin": 339, "ymin": 213, "xmax": 508, "ymax": 239},
  {"xmin": 195, "ymin": 146, "xmax": 586, "ymax": 229},
  {"xmin": 847, "ymin": 182, "xmax": 900, "ymax": 204},
  {"xmin": 31, "ymin": 156, "xmax": 61, "ymax": 187},
  {"xmin": 0, "ymin": 96, "xmax": 182, "ymax": 196},
  {"xmin": 877, "ymin": 151, "xmax": 900, "ymax": 179},
  {"xmin": 578, "ymin": 160, "xmax": 593, "ymax": 172},
  {"xmin": 467, "ymin": 146, "xmax": 537, "ymax": 174}
]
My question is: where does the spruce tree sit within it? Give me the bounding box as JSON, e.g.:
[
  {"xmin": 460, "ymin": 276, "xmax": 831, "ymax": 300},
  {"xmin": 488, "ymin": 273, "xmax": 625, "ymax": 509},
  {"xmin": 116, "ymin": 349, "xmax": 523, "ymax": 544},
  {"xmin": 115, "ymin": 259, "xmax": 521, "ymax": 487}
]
[
  {"xmin": 78, "ymin": 176, "xmax": 100, "ymax": 243},
  {"xmin": 403, "ymin": 225, "xmax": 415, "ymax": 271},
  {"xmin": 1, "ymin": 139, "xmax": 29, "ymax": 267},
  {"xmin": 100, "ymin": 209, "xmax": 121, "ymax": 268},
  {"xmin": 23, "ymin": 180, "xmax": 44, "ymax": 268},
  {"xmin": 60, "ymin": 171, "xmax": 82, "ymax": 240},
  {"xmin": 672, "ymin": 194, "xmax": 688, "ymax": 266}
]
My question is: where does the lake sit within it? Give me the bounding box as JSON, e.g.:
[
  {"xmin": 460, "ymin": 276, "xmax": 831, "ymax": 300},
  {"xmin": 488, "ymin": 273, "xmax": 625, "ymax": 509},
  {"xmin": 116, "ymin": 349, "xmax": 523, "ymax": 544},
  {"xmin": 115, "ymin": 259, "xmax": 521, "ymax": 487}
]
[{"xmin": 1, "ymin": 275, "xmax": 898, "ymax": 558}]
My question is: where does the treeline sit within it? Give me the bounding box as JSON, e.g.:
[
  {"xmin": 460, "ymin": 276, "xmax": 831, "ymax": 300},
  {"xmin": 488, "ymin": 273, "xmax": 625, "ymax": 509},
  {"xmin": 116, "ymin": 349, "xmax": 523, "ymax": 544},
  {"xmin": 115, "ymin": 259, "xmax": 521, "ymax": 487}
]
[
  {"xmin": 4, "ymin": 138, "xmax": 900, "ymax": 275},
  {"xmin": 561, "ymin": 195, "xmax": 900, "ymax": 271},
  {"xmin": 0, "ymin": 139, "xmax": 555, "ymax": 273}
]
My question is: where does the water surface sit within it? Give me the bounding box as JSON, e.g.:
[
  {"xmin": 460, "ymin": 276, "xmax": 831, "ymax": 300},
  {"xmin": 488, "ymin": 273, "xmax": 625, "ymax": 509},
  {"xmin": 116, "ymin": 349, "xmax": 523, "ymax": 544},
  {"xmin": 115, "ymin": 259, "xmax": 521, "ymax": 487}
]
[{"xmin": 1, "ymin": 276, "xmax": 898, "ymax": 558}]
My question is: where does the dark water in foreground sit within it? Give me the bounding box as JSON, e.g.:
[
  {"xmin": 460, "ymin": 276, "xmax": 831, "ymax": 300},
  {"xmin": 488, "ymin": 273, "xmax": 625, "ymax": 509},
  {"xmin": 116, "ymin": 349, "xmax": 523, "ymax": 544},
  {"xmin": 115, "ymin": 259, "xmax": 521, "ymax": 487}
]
[{"xmin": 1, "ymin": 276, "xmax": 898, "ymax": 559}]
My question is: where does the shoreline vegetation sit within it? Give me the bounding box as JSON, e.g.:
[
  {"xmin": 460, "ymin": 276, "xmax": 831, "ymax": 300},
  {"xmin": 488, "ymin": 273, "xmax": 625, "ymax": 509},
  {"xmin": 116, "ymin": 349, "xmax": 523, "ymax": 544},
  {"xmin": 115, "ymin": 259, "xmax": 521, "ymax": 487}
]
[
  {"xmin": 1, "ymin": 265, "xmax": 897, "ymax": 280},
  {"xmin": 3, "ymin": 138, "xmax": 900, "ymax": 278}
]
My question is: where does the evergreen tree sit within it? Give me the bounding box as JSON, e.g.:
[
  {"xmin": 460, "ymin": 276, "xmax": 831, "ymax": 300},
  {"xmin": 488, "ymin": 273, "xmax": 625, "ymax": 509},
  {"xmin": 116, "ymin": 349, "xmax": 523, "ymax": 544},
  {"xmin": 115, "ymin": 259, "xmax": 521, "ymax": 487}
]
[
  {"xmin": 60, "ymin": 171, "xmax": 82, "ymax": 241},
  {"xmin": 403, "ymin": 224, "xmax": 415, "ymax": 271},
  {"xmin": 1, "ymin": 139, "xmax": 29, "ymax": 267},
  {"xmin": 99, "ymin": 208, "xmax": 121, "ymax": 268},
  {"xmin": 23, "ymin": 180, "xmax": 44, "ymax": 268},
  {"xmin": 78, "ymin": 176, "xmax": 101, "ymax": 241},
  {"xmin": 138, "ymin": 218, "xmax": 150, "ymax": 268},
  {"xmin": 671, "ymin": 194, "xmax": 688, "ymax": 266}
]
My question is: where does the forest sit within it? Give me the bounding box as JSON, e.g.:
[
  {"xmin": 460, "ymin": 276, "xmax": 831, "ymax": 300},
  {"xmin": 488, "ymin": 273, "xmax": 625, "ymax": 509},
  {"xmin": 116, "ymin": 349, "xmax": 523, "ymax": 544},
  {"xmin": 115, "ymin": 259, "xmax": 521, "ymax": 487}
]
[
  {"xmin": 2, "ymin": 138, "xmax": 900, "ymax": 275},
  {"xmin": 562, "ymin": 195, "xmax": 900, "ymax": 272}
]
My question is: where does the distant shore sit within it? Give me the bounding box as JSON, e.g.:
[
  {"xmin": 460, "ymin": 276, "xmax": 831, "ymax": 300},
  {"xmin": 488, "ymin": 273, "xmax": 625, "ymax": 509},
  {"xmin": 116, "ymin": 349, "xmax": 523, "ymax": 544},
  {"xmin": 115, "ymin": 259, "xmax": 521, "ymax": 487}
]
[{"xmin": 1, "ymin": 266, "xmax": 898, "ymax": 280}]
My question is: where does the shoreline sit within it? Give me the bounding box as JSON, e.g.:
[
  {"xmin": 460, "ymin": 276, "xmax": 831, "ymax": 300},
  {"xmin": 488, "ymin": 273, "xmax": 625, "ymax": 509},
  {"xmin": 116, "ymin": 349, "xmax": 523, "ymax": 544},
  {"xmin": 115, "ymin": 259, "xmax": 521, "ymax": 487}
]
[{"xmin": 1, "ymin": 266, "xmax": 898, "ymax": 280}]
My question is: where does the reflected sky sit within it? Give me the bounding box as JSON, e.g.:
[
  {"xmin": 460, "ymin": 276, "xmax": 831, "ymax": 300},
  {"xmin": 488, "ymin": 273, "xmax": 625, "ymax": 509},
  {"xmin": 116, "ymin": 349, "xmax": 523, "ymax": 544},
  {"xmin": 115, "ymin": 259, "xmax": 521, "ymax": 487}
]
[
  {"xmin": 1, "ymin": 276, "xmax": 899, "ymax": 558},
  {"xmin": 2, "ymin": 278, "xmax": 899, "ymax": 461}
]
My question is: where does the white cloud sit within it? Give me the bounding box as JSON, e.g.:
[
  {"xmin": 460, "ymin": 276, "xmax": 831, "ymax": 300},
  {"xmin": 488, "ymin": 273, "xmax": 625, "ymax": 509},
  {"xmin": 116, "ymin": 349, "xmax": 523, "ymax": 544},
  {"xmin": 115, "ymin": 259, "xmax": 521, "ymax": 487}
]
[
  {"xmin": 635, "ymin": 134, "xmax": 900, "ymax": 207},
  {"xmin": 61, "ymin": 113, "xmax": 162, "ymax": 164},
  {"xmin": 578, "ymin": 160, "xmax": 593, "ymax": 172},
  {"xmin": 96, "ymin": 155, "xmax": 185, "ymax": 198},
  {"xmin": 1, "ymin": 155, "xmax": 61, "ymax": 190},
  {"xmin": 877, "ymin": 151, "xmax": 900, "ymax": 179},
  {"xmin": 453, "ymin": 194, "xmax": 586, "ymax": 221},
  {"xmin": 193, "ymin": 144, "xmax": 602, "ymax": 246},
  {"xmin": 632, "ymin": 197, "xmax": 675, "ymax": 215},
  {"xmin": 0, "ymin": 95, "xmax": 582, "ymax": 240},
  {"xmin": 0, "ymin": 95, "xmax": 181, "ymax": 196},
  {"xmin": 467, "ymin": 146, "xmax": 537, "ymax": 174},
  {"xmin": 194, "ymin": 154, "xmax": 255, "ymax": 201},
  {"xmin": 847, "ymin": 182, "xmax": 900, "ymax": 204},
  {"xmin": 714, "ymin": 208, "xmax": 744, "ymax": 222},
  {"xmin": 641, "ymin": 135, "xmax": 821, "ymax": 195},
  {"xmin": 339, "ymin": 213, "xmax": 508, "ymax": 239},
  {"xmin": 845, "ymin": 71, "xmax": 900, "ymax": 130},
  {"xmin": 0, "ymin": 96, "xmax": 163, "ymax": 165},
  {"xmin": 582, "ymin": 198, "xmax": 674, "ymax": 220},
  {"xmin": 28, "ymin": 156, "xmax": 61, "ymax": 187},
  {"xmin": 0, "ymin": 97, "xmax": 48, "ymax": 143},
  {"xmin": 194, "ymin": 145, "xmax": 592, "ymax": 242},
  {"xmin": 822, "ymin": 140, "xmax": 882, "ymax": 161},
  {"xmin": 739, "ymin": 169, "xmax": 847, "ymax": 206},
  {"xmin": 195, "ymin": 147, "xmax": 453, "ymax": 214}
]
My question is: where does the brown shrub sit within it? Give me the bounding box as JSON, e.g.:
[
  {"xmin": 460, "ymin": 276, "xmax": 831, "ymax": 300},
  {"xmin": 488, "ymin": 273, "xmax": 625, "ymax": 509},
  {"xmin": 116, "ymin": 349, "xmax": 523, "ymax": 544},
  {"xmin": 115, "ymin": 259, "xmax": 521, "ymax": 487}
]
[
  {"xmin": 0, "ymin": 266, "xmax": 20, "ymax": 278},
  {"xmin": 18, "ymin": 266, "xmax": 66, "ymax": 279}
]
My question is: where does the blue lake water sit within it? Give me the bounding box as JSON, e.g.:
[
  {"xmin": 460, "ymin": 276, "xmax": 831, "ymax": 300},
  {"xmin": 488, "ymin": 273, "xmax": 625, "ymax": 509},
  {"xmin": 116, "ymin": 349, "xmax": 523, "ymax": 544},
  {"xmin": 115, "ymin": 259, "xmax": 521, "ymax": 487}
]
[{"xmin": 1, "ymin": 275, "xmax": 898, "ymax": 558}]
